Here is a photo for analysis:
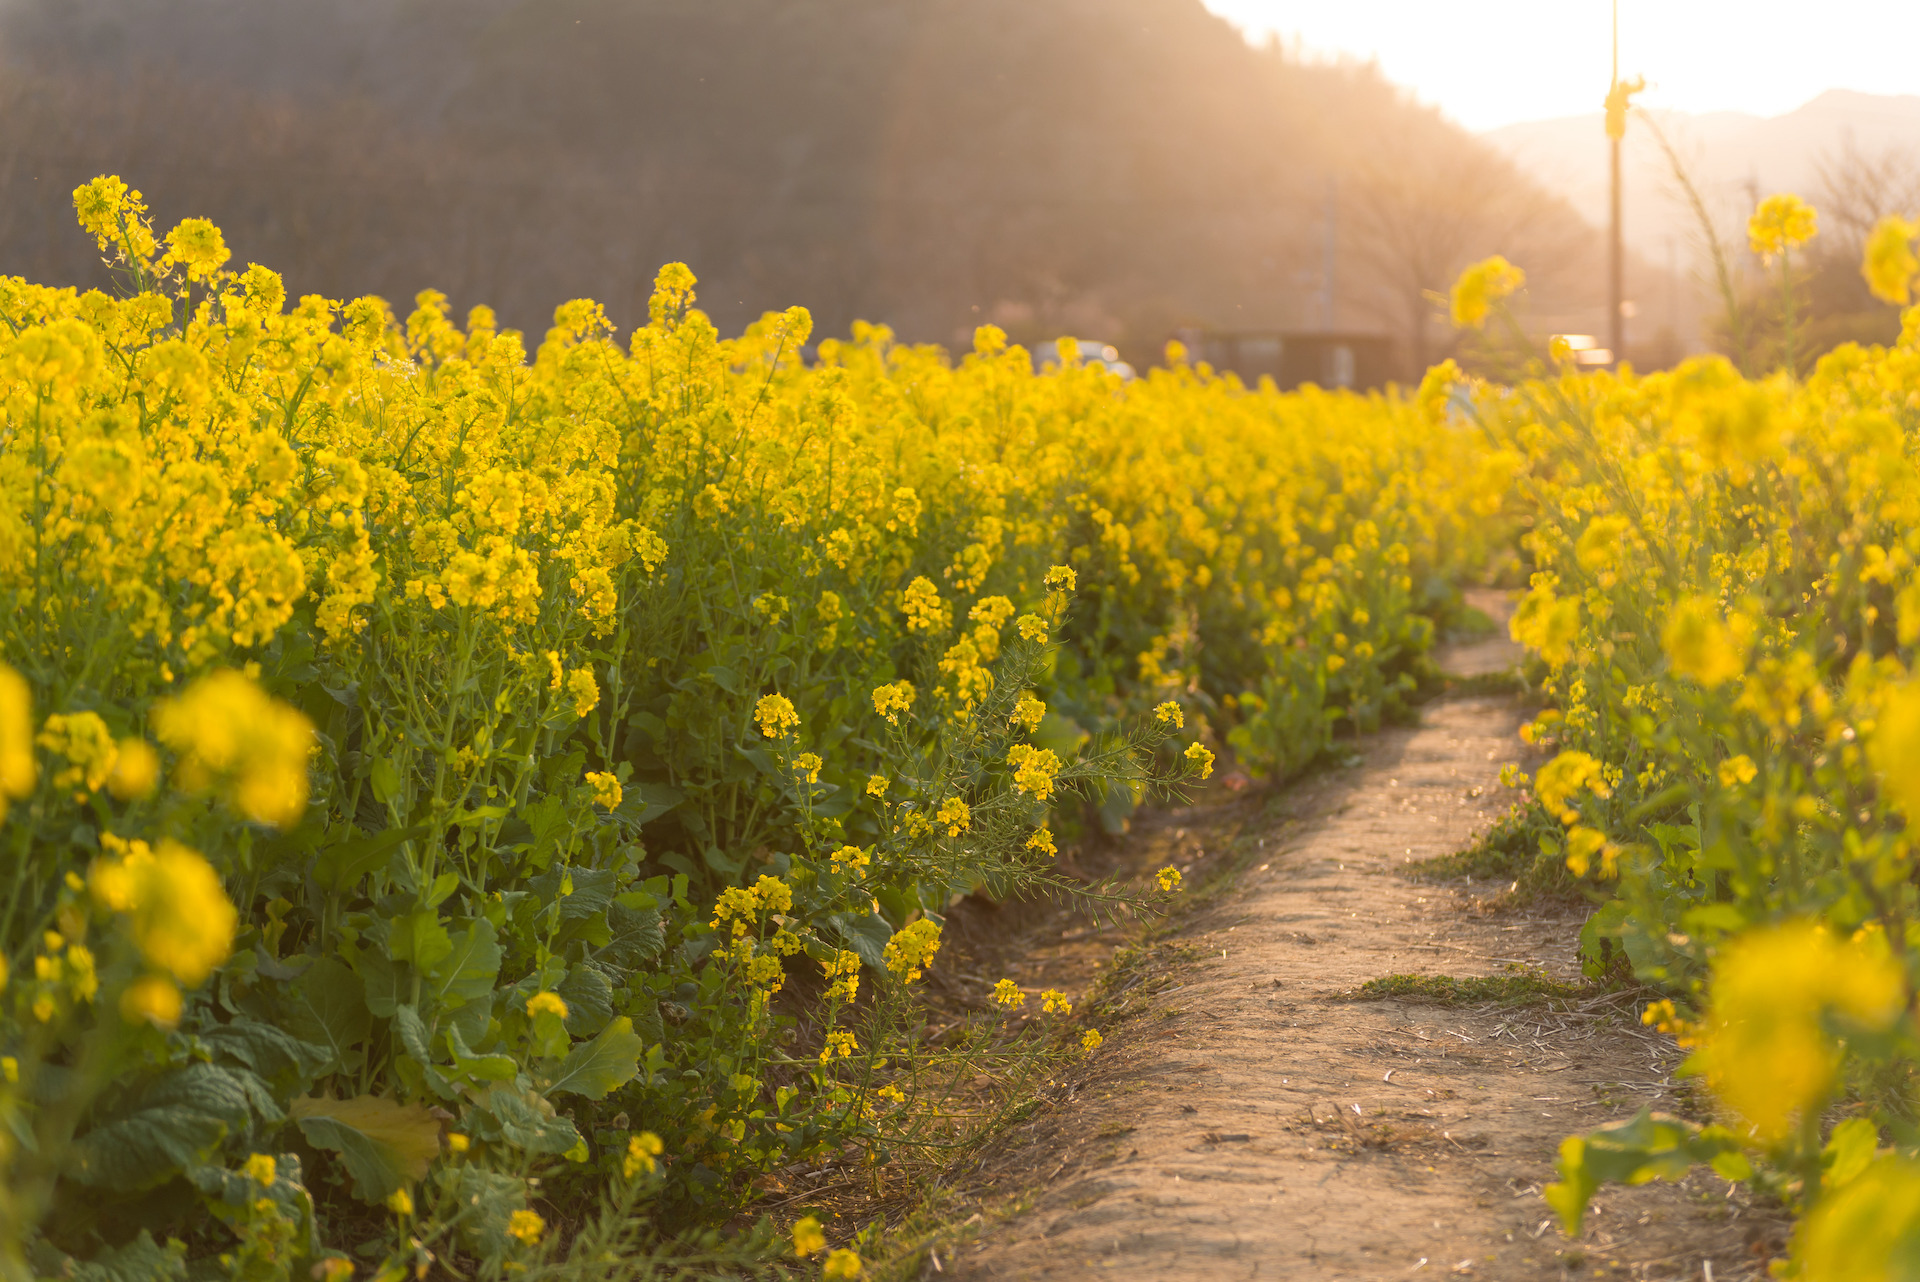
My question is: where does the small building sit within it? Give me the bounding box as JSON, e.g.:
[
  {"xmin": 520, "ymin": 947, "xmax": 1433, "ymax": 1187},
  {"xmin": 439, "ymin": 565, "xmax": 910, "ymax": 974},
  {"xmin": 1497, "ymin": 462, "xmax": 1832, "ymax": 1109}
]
[{"xmin": 1175, "ymin": 329, "xmax": 1393, "ymax": 392}]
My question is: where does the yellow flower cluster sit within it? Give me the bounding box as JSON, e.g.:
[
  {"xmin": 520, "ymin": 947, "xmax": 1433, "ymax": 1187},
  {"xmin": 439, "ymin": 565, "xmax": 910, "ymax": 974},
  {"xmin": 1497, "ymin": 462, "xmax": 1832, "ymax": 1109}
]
[
  {"xmin": 153, "ymin": 670, "xmax": 313, "ymax": 828},
  {"xmin": 1006, "ymin": 743, "xmax": 1061, "ymax": 800},
  {"xmin": 882, "ymin": 918, "xmax": 942, "ymax": 984},
  {"xmin": 89, "ymin": 835, "xmax": 237, "ymax": 989}
]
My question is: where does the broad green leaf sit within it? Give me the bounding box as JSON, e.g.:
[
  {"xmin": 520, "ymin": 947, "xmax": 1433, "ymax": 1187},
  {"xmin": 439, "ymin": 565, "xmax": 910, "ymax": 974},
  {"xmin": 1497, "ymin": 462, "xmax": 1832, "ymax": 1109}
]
[
  {"xmin": 544, "ymin": 1016, "xmax": 644, "ymax": 1100},
  {"xmin": 289, "ymin": 1095, "xmax": 443, "ymax": 1203},
  {"xmin": 445, "ymin": 1021, "xmax": 519, "ymax": 1084},
  {"xmin": 39, "ymin": 1230, "xmax": 187, "ymax": 1282},
  {"xmin": 598, "ymin": 898, "xmax": 666, "ymax": 968},
  {"xmin": 186, "ymin": 1154, "xmax": 318, "ymax": 1254},
  {"xmin": 829, "ymin": 911, "xmax": 893, "ymax": 971},
  {"xmin": 1544, "ymin": 1108, "xmax": 1746, "ymax": 1235},
  {"xmin": 422, "ymin": 919, "xmax": 502, "ymax": 1012},
  {"xmin": 312, "ymin": 823, "xmax": 423, "ymax": 892},
  {"xmin": 443, "ymin": 1165, "xmax": 527, "ymax": 1259},
  {"xmin": 200, "ymin": 1017, "xmax": 331, "ymax": 1082},
  {"xmin": 472, "ymin": 1084, "xmax": 580, "ymax": 1154},
  {"xmin": 528, "ymin": 865, "xmax": 617, "ymax": 925},
  {"xmin": 1826, "ymin": 1115, "xmax": 1882, "ymax": 1190},
  {"xmin": 69, "ymin": 1065, "xmax": 252, "ymax": 1191},
  {"xmin": 388, "ymin": 909, "xmax": 454, "ymax": 973},
  {"xmin": 557, "ymin": 964, "xmax": 614, "ymax": 1038},
  {"xmin": 352, "ymin": 946, "xmax": 404, "ymax": 1020},
  {"xmin": 282, "ymin": 957, "xmax": 371, "ymax": 1075},
  {"xmin": 369, "ymin": 756, "xmax": 402, "ymax": 805}
]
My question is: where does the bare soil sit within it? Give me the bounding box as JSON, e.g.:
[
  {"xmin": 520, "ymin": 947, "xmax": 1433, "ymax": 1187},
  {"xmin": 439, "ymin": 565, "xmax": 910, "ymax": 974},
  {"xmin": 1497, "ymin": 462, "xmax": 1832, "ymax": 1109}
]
[{"xmin": 936, "ymin": 595, "xmax": 1786, "ymax": 1281}]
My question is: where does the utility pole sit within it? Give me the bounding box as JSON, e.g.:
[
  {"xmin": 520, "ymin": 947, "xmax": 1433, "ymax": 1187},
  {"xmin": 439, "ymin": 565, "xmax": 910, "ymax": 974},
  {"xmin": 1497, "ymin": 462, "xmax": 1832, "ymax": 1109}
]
[
  {"xmin": 1604, "ymin": 3, "xmax": 1642, "ymax": 366},
  {"xmin": 1321, "ymin": 175, "xmax": 1337, "ymax": 330}
]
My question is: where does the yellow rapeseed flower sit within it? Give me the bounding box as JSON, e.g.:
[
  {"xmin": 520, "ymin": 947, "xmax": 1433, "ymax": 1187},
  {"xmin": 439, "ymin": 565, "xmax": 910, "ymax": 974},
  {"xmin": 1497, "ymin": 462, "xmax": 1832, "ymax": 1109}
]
[
  {"xmin": 0, "ymin": 666, "xmax": 35, "ymax": 816},
  {"xmin": 1748, "ymin": 192, "xmax": 1818, "ymax": 260},
  {"xmin": 1040, "ymin": 988, "xmax": 1072, "ymax": 1015},
  {"xmin": 1154, "ymin": 701, "xmax": 1184, "ymax": 729},
  {"xmin": 1006, "ymin": 743, "xmax": 1061, "ymax": 800},
  {"xmin": 791, "ymin": 1215, "xmax": 826, "ymax": 1258},
  {"xmin": 585, "ymin": 770, "xmax": 622, "ymax": 809},
  {"xmin": 1156, "ymin": 866, "xmax": 1183, "ymax": 893},
  {"xmin": 1013, "ymin": 692, "xmax": 1046, "ymax": 732},
  {"xmin": 120, "ymin": 974, "xmax": 182, "ymax": 1028},
  {"xmin": 1694, "ymin": 920, "xmax": 1903, "ymax": 1140},
  {"xmin": 883, "ymin": 919, "xmax": 942, "ymax": 984},
  {"xmin": 106, "ymin": 738, "xmax": 160, "ymax": 801},
  {"xmin": 623, "ymin": 1132, "xmax": 663, "ymax": 1179},
  {"xmin": 754, "ymin": 693, "xmax": 800, "ymax": 739},
  {"xmin": 871, "ymin": 681, "xmax": 915, "ymax": 725},
  {"xmin": 934, "ymin": 796, "xmax": 970, "ymax": 835},
  {"xmin": 244, "ymin": 1154, "xmax": 277, "ymax": 1186},
  {"xmin": 822, "ymin": 1248, "xmax": 864, "ymax": 1280},
  {"xmin": 865, "ymin": 773, "xmax": 889, "ymax": 798},
  {"xmin": 91, "ymin": 838, "xmax": 237, "ymax": 985},
  {"xmin": 992, "ymin": 978, "xmax": 1025, "ymax": 1008},
  {"xmin": 1081, "ymin": 1029, "xmax": 1104, "ymax": 1053},
  {"xmin": 793, "ymin": 752, "xmax": 822, "ymax": 784},
  {"xmin": 527, "ymin": 991, "xmax": 569, "ymax": 1020},
  {"xmin": 1026, "ymin": 827, "xmax": 1057, "ymax": 857},
  {"xmin": 507, "ymin": 1209, "xmax": 546, "ymax": 1246},
  {"xmin": 1661, "ymin": 597, "xmax": 1746, "ymax": 688},
  {"xmin": 153, "ymin": 670, "xmax": 313, "ymax": 829},
  {"xmin": 1862, "ymin": 215, "xmax": 1919, "ymax": 305},
  {"xmin": 384, "ymin": 1187, "xmax": 413, "ymax": 1218},
  {"xmin": 1449, "ymin": 256, "xmax": 1525, "ymax": 329},
  {"xmin": 1184, "ymin": 742, "xmax": 1215, "ymax": 779}
]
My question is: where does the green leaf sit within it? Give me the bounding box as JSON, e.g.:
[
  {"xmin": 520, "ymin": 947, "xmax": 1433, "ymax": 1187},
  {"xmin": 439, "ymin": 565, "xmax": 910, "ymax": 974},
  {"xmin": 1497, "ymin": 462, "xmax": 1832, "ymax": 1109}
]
[
  {"xmin": 630, "ymin": 781, "xmax": 683, "ymax": 825},
  {"xmin": 829, "ymin": 910, "xmax": 893, "ymax": 971},
  {"xmin": 289, "ymin": 1095, "xmax": 443, "ymax": 1204},
  {"xmin": 200, "ymin": 1018, "xmax": 331, "ymax": 1083},
  {"xmin": 37, "ymin": 1230, "xmax": 187, "ymax": 1282},
  {"xmin": 471, "ymin": 1084, "xmax": 581, "ymax": 1154},
  {"xmin": 186, "ymin": 1153, "xmax": 319, "ymax": 1255},
  {"xmin": 544, "ymin": 1016, "xmax": 644, "ymax": 1100},
  {"xmin": 282, "ymin": 957, "xmax": 372, "ymax": 1076},
  {"xmin": 557, "ymin": 964, "xmax": 614, "ymax": 1038},
  {"xmin": 598, "ymin": 899, "xmax": 666, "ymax": 969},
  {"xmin": 370, "ymin": 756, "xmax": 403, "ymax": 805},
  {"xmin": 388, "ymin": 909, "xmax": 454, "ymax": 973},
  {"xmin": 445, "ymin": 1022, "xmax": 519, "ymax": 1085},
  {"xmin": 312, "ymin": 824, "xmax": 423, "ymax": 893},
  {"xmin": 69, "ymin": 1066, "xmax": 252, "ymax": 1191},
  {"xmin": 443, "ymin": 1165, "xmax": 527, "ymax": 1260},
  {"xmin": 1543, "ymin": 1108, "xmax": 1747, "ymax": 1235},
  {"xmin": 1826, "ymin": 1116, "xmax": 1882, "ymax": 1190},
  {"xmin": 352, "ymin": 946, "xmax": 404, "ymax": 1020},
  {"xmin": 421, "ymin": 920, "xmax": 502, "ymax": 1012}
]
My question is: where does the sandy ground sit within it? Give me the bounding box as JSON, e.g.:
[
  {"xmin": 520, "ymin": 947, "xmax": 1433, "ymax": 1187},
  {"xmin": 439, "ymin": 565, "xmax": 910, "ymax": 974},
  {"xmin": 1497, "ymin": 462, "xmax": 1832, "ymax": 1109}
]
[{"xmin": 944, "ymin": 594, "xmax": 1784, "ymax": 1281}]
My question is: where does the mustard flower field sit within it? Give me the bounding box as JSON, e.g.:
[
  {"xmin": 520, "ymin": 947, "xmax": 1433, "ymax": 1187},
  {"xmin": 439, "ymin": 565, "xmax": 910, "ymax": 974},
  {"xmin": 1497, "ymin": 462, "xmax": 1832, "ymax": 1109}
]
[
  {"xmin": 15, "ymin": 172, "xmax": 1920, "ymax": 1279},
  {"xmin": 0, "ymin": 178, "xmax": 1498, "ymax": 1279}
]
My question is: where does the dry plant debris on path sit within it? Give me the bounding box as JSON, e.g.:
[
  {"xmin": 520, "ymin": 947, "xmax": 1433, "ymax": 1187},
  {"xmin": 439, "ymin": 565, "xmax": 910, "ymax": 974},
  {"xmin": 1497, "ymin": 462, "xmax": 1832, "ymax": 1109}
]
[{"xmin": 950, "ymin": 606, "xmax": 1784, "ymax": 1282}]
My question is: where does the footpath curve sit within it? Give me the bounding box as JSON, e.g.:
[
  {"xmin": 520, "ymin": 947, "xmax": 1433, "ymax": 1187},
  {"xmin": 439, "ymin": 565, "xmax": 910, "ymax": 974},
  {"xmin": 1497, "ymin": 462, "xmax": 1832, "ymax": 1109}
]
[{"xmin": 952, "ymin": 600, "xmax": 1778, "ymax": 1281}]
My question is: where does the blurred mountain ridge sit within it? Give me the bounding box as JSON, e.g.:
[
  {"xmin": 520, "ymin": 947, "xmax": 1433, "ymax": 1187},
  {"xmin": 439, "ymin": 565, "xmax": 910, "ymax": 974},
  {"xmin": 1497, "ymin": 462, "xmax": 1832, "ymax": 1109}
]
[
  {"xmin": 1, "ymin": 0, "xmax": 1638, "ymax": 372},
  {"xmin": 1485, "ymin": 90, "xmax": 1920, "ymax": 260}
]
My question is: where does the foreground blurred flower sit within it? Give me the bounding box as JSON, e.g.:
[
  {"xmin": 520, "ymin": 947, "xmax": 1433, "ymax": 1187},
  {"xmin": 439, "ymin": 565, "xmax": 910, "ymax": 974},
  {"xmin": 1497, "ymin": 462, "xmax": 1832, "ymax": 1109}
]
[
  {"xmin": 153, "ymin": 669, "xmax": 313, "ymax": 828},
  {"xmin": 1450, "ymin": 256, "xmax": 1525, "ymax": 329},
  {"xmin": 1863, "ymin": 214, "xmax": 1919, "ymax": 305}
]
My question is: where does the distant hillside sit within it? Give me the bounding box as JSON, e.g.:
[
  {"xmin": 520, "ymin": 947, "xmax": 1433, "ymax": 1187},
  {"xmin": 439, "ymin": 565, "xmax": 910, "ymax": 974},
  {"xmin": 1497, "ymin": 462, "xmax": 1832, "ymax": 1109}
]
[
  {"xmin": 1485, "ymin": 90, "xmax": 1920, "ymax": 261},
  {"xmin": 0, "ymin": 0, "xmax": 1646, "ymax": 373}
]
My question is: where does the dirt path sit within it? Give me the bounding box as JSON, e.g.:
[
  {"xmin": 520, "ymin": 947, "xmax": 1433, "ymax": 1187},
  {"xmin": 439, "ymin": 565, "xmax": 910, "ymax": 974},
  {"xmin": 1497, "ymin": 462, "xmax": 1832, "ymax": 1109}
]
[{"xmin": 950, "ymin": 599, "xmax": 1782, "ymax": 1281}]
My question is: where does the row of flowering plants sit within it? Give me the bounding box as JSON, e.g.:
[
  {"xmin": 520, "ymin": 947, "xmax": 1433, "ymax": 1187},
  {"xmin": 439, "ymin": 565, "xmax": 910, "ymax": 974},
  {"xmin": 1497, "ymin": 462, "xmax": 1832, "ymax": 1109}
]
[
  {"xmin": 0, "ymin": 177, "xmax": 1490, "ymax": 1279},
  {"xmin": 1455, "ymin": 207, "xmax": 1920, "ymax": 1272}
]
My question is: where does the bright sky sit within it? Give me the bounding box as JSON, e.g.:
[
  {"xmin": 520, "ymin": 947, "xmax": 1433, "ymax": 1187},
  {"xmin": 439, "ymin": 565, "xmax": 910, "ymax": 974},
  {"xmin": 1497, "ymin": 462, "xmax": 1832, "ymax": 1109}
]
[{"xmin": 1202, "ymin": 1, "xmax": 1920, "ymax": 131}]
